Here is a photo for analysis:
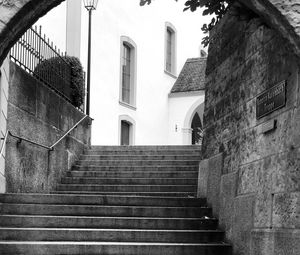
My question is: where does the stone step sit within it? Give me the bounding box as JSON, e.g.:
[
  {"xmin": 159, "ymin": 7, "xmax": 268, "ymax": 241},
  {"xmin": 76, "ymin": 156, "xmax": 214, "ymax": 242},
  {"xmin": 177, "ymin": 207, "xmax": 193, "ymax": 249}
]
[
  {"xmin": 1, "ymin": 215, "xmax": 217, "ymax": 230},
  {"xmin": 53, "ymin": 191, "xmax": 197, "ymax": 197},
  {"xmin": 0, "ymin": 194, "xmax": 206, "ymax": 207},
  {"xmin": 77, "ymin": 160, "xmax": 200, "ymax": 167},
  {"xmin": 80, "ymin": 155, "xmax": 201, "ymax": 160},
  {"xmin": 61, "ymin": 177, "xmax": 197, "ymax": 185},
  {"xmin": 72, "ymin": 165, "xmax": 198, "ymax": 171},
  {"xmin": 90, "ymin": 145, "xmax": 201, "ymax": 151},
  {"xmin": 1, "ymin": 204, "xmax": 211, "ymax": 218},
  {"xmin": 56, "ymin": 184, "xmax": 197, "ymax": 193},
  {"xmin": 0, "ymin": 228, "xmax": 224, "ymax": 243},
  {"xmin": 0, "ymin": 241, "xmax": 232, "ymax": 255},
  {"xmin": 0, "ymin": 215, "xmax": 218, "ymax": 230},
  {"xmin": 86, "ymin": 150, "xmax": 201, "ymax": 156},
  {"xmin": 66, "ymin": 170, "xmax": 198, "ymax": 178}
]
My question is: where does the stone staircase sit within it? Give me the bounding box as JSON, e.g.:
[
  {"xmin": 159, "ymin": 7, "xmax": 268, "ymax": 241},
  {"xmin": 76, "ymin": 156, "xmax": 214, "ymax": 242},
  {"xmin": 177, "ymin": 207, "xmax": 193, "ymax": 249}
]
[{"xmin": 0, "ymin": 146, "xmax": 231, "ymax": 254}]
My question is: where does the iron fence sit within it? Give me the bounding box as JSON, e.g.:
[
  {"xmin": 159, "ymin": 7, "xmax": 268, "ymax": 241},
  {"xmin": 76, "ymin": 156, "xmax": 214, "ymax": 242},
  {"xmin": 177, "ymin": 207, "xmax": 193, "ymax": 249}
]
[{"xmin": 10, "ymin": 26, "xmax": 78, "ymax": 107}]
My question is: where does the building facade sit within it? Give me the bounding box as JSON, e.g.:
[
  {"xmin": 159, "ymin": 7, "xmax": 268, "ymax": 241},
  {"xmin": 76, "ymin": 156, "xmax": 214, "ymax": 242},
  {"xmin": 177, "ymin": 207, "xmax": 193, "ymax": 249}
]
[{"xmin": 34, "ymin": 0, "xmax": 208, "ymax": 145}]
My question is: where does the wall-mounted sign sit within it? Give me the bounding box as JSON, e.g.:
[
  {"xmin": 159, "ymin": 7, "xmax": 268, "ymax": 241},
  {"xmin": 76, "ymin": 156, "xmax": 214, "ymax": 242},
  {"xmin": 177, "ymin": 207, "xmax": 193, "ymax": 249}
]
[{"xmin": 256, "ymin": 80, "xmax": 286, "ymax": 119}]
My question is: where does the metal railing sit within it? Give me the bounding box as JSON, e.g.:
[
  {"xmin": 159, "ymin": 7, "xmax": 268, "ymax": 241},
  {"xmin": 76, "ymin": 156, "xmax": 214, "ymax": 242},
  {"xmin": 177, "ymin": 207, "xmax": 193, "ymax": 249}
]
[
  {"xmin": 50, "ymin": 115, "xmax": 89, "ymax": 150},
  {"xmin": 10, "ymin": 26, "xmax": 73, "ymax": 105},
  {"xmin": 1, "ymin": 115, "xmax": 89, "ymax": 153}
]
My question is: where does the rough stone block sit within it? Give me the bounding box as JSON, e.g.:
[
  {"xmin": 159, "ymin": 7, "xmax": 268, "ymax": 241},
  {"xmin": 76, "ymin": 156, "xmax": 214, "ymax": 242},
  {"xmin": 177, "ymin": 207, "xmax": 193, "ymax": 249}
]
[
  {"xmin": 197, "ymin": 159, "xmax": 208, "ymax": 198},
  {"xmin": 250, "ymin": 229, "xmax": 274, "ymax": 255},
  {"xmin": 273, "ymin": 229, "xmax": 300, "ymax": 255},
  {"xmin": 9, "ymin": 63, "xmax": 36, "ymax": 115},
  {"xmin": 273, "ymin": 192, "xmax": 300, "ymax": 229},
  {"xmin": 207, "ymin": 153, "xmax": 223, "ymax": 217},
  {"xmin": 232, "ymin": 194, "xmax": 255, "ymax": 255},
  {"xmin": 219, "ymin": 171, "xmax": 237, "ymax": 241}
]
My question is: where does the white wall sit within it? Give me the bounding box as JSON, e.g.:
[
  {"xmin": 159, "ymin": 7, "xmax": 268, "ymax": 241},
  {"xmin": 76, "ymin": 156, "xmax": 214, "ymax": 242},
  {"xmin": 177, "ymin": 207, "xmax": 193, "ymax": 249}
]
[
  {"xmin": 86, "ymin": 0, "xmax": 209, "ymax": 145},
  {"xmin": 34, "ymin": 2, "xmax": 67, "ymax": 53},
  {"xmin": 0, "ymin": 57, "xmax": 10, "ymax": 193},
  {"xmin": 31, "ymin": 0, "xmax": 210, "ymax": 145},
  {"xmin": 168, "ymin": 91, "xmax": 205, "ymax": 145}
]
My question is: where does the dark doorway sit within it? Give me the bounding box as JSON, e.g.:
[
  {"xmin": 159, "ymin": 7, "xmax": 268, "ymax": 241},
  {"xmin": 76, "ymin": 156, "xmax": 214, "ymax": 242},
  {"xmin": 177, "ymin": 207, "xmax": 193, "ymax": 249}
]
[
  {"xmin": 191, "ymin": 112, "xmax": 202, "ymax": 145},
  {"xmin": 121, "ymin": 120, "xmax": 131, "ymax": 145}
]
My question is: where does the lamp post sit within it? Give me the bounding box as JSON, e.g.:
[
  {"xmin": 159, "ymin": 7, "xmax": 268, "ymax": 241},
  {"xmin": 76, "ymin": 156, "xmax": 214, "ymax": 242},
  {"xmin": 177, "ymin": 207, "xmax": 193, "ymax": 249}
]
[{"xmin": 83, "ymin": 0, "xmax": 99, "ymax": 115}]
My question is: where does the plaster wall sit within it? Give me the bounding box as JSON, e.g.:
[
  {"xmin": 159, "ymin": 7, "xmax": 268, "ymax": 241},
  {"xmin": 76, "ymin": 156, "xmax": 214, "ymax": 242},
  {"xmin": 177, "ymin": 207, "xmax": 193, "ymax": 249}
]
[
  {"xmin": 201, "ymin": 10, "xmax": 300, "ymax": 255},
  {"xmin": 86, "ymin": 0, "xmax": 208, "ymax": 145},
  {"xmin": 0, "ymin": 57, "xmax": 9, "ymax": 193},
  {"xmin": 5, "ymin": 62, "xmax": 91, "ymax": 193},
  {"xmin": 168, "ymin": 92, "xmax": 205, "ymax": 145},
  {"xmin": 28, "ymin": 0, "xmax": 207, "ymax": 145}
]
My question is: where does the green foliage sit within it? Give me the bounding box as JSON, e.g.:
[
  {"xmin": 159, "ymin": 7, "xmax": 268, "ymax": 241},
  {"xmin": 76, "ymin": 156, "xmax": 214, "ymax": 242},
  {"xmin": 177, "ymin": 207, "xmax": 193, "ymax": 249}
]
[
  {"xmin": 34, "ymin": 56, "xmax": 85, "ymax": 108},
  {"xmin": 66, "ymin": 56, "xmax": 85, "ymax": 108},
  {"xmin": 140, "ymin": 0, "xmax": 235, "ymax": 47}
]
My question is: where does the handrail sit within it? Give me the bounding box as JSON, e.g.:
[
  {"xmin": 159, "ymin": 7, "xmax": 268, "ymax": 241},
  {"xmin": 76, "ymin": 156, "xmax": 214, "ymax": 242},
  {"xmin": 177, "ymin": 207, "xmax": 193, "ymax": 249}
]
[
  {"xmin": 9, "ymin": 131, "xmax": 51, "ymax": 150},
  {"xmin": 50, "ymin": 115, "xmax": 89, "ymax": 150},
  {"xmin": 0, "ymin": 130, "xmax": 9, "ymax": 158},
  {"xmin": 1, "ymin": 115, "xmax": 89, "ymax": 152}
]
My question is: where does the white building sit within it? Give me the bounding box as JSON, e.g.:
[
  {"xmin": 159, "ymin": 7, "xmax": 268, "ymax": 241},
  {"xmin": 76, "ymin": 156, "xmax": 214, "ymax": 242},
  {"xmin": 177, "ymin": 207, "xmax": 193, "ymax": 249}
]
[{"xmin": 34, "ymin": 0, "xmax": 209, "ymax": 145}]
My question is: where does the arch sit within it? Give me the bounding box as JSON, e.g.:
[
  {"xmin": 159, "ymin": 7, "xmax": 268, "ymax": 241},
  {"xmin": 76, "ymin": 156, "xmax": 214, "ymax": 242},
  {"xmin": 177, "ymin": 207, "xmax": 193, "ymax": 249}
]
[
  {"xmin": 118, "ymin": 115, "xmax": 136, "ymax": 145},
  {"xmin": 183, "ymin": 97, "xmax": 205, "ymax": 130},
  {"xmin": 119, "ymin": 36, "xmax": 137, "ymax": 108},
  {"xmin": 0, "ymin": 1, "xmax": 299, "ymax": 67},
  {"xmin": 0, "ymin": 0, "xmax": 65, "ymax": 65}
]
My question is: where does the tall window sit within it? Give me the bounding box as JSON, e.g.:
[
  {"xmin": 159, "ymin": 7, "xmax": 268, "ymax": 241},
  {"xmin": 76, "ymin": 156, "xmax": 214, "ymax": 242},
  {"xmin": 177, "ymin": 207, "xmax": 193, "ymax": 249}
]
[
  {"xmin": 166, "ymin": 28, "xmax": 173, "ymax": 73},
  {"xmin": 165, "ymin": 23, "xmax": 176, "ymax": 76},
  {"xmin": 119, "ymin": 36, "xmax": 137, "ymax": 108},
  {"xmin": 122, "ymin": 43, "xmax": 131, "ymax": 104}
]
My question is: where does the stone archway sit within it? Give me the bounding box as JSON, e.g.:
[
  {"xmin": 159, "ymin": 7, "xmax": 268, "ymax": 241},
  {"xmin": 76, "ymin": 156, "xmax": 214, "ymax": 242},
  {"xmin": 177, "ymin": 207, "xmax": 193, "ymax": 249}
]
[
  {"xmin": 0, "ymin": 0, "xmax": 64, "ymax": 65},
  {"xmin": 0, "ymin": 0, "xmax": 299, "ymax": 67}
]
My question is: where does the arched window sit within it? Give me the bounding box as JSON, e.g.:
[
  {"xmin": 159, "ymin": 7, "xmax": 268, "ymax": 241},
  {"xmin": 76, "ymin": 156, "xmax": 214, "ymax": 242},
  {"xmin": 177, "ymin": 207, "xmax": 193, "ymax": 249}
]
[
  {"xmin": 119, "ymin": 36, "xmax": 137, "ymax": 108},
  {"xmin": 165, "ymin": 22, "xmax": 177, "ymax": 76}
]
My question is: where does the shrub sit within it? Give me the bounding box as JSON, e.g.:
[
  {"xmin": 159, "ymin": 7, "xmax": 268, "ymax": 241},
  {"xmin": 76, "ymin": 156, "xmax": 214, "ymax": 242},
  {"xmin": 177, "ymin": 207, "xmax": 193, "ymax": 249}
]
[{"xmin": 34, "ymin": 56, "xmax": 85, "ymax": 108}]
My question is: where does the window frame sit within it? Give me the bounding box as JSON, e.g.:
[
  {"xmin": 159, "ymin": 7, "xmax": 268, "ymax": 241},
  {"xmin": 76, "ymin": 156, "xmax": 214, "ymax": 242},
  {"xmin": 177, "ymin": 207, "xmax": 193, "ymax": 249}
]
[
  {"xmin": 164, "ymin": 22, "xmax": 177, "ymax": 77},
  {"xmin": 119, "ymin": 36, "xmax": 137, "ymax": 109},
  {"xmin": 119, "ymin": 115, "xmax": 136, "ymax": 145}
]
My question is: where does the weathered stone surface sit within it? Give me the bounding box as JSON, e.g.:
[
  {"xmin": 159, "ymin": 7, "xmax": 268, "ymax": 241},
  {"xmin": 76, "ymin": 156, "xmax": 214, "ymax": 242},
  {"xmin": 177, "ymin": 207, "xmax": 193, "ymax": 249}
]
[
  {"xmin": 218, "ymin": 171, "xmax": 237, "ymax": 241},
  {"xmin": 273, "ymin": 229, "xmax": 300, "ymax": 255},
  {"xmin": 197, "ymin": 158, "xmax": 208, "ymax": 198},
  {"xmin": 232, "ymin": 194, "xmax": 255, "ymax": 255},
  {"xmin": 203, "ymin": 4, "xmax": 300, "ymax": 255},
  {"xmin": 273, "ymin": 192, "xmax": 300, "ymax": 229},
  {"xmin": 206, "ymin": 153, "xmax": 223, "ymax": 217},
  {"xmin": 250, "ymin": 229, "xmax": 275, "ymax": 255},
  {"xmin": 6, "ymin": 61, "xmax": 91, "ymax": 193}
]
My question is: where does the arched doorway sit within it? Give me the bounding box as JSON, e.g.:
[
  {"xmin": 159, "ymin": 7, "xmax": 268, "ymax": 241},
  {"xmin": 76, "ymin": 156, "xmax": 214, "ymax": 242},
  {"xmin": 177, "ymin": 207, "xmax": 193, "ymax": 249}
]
[{"xmin": 191, "ymin": 112, "xmax": 203, "ymax": 145}]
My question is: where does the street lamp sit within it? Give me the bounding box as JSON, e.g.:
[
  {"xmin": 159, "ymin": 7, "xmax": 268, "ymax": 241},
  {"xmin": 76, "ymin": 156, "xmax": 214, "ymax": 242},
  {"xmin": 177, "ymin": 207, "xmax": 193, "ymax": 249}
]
[{"xmin": 83, "ymin": 0, "xmax": 99, "ymax": 115}]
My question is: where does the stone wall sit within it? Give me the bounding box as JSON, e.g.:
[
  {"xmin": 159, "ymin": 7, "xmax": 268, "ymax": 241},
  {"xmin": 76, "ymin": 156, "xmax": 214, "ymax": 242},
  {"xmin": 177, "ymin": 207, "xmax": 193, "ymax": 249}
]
[
  {"xmin": 0, "ymin": 57, "xmax": 9, "ymax": 193},
  {"xmin": 201, "ymin": 8, "xmax": 300, "ymax": 255},
  {"xmin": 5, "ymin": 61, "xmax": 91, "ymax": 193}
]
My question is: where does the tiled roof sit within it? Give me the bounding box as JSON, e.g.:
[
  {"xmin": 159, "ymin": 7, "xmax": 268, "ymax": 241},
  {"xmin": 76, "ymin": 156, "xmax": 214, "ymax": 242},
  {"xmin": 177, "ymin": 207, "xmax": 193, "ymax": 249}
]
[{"xmin": 170, "ymin": 57, "xmax": 206, "ymax": 93}]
